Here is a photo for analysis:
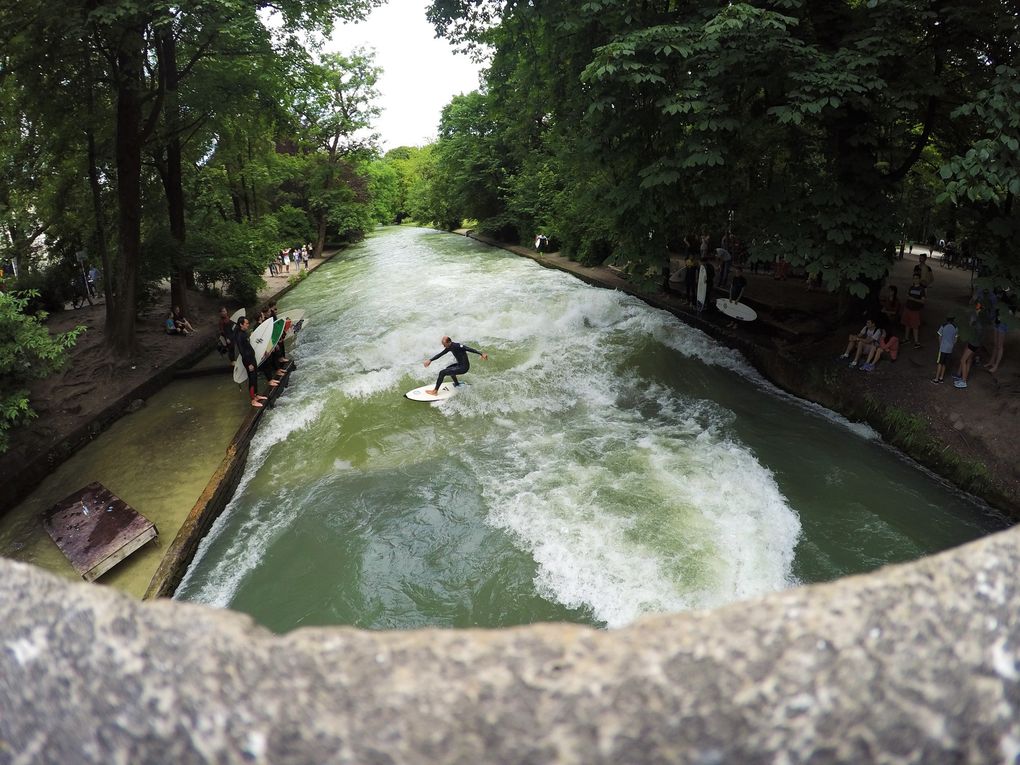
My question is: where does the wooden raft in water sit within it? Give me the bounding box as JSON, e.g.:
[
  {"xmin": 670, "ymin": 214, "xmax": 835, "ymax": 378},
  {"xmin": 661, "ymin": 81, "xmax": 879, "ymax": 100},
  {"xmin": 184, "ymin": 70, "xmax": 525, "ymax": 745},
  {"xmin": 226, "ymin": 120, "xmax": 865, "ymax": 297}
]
[{"xmin": 44, "ymin": 482, "xmax": 158, "ymax": 582}]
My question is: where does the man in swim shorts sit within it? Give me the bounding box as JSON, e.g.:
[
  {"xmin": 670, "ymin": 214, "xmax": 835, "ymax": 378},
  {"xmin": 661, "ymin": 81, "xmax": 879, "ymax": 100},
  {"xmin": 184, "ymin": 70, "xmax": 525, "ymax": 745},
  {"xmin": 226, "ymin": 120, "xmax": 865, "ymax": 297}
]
[{"xmin": 424, "ymin": 336, "xmax": 489, "ymax": 395}]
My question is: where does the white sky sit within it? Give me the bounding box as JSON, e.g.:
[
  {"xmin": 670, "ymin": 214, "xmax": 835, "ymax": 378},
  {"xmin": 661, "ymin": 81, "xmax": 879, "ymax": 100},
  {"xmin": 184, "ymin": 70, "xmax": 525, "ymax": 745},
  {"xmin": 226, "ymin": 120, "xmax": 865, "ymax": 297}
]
[{"xmin": 327, "ymin": 0, "xmax": 483, "ymax": 151}]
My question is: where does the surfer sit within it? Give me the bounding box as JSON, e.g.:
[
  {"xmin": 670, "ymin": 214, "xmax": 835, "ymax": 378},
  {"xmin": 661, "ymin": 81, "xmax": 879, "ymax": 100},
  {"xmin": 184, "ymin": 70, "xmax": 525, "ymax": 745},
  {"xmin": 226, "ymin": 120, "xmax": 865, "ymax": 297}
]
[
  {"xmin": 423, "ymin": 336, "xmax": 488, "ymax": 395},
  {"xmin": 235, "ymin": 316, "xmax": 268, "ymax": 408},
  {"xmin": 725, "ymin": 267, "xmax": 747, "ymax": 328}
]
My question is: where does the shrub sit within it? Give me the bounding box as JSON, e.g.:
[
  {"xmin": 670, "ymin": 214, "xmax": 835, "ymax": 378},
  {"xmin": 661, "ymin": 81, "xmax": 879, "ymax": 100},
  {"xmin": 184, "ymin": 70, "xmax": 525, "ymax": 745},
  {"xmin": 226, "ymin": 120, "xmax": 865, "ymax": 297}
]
[{"xmin": 0, "ymin": 290, "xmax": 85, "ymax": 452}]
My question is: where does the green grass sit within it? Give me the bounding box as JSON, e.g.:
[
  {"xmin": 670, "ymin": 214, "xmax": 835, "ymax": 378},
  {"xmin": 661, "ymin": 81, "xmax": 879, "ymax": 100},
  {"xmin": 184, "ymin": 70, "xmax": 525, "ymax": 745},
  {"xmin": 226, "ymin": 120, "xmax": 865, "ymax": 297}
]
[{"xmin": 862, "ymin": 395, "xmax": 992, "ymax": 494}]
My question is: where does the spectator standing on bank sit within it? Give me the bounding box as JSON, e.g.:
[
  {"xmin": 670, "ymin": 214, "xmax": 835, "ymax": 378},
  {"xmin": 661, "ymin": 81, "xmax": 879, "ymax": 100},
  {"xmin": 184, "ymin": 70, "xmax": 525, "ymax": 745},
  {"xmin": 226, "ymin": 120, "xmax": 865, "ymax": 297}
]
[
  {"xmin": 917, "ymin": 253, "xmax": 935, "ymax": 288},
  {"xmin": 881, "ymin": 285, "xmax": 901, "ymax": 326},
  {"xmin": 683, "ymin": 250, "xmax": 697, "ymax": 304},
  {"xmin": 932, "ymin": 316, "xmax": 957, "ymax": 384},
  {"xmin": 953, "ymin": 299, "xmax": 985, "ymax": 389},
  {"xmin": 985, "ymin": 298, "xmax": 1008, "ymax": 374},
  {"xmin": 902, "ymin": 273, "xmax": 926, "ymax": 348}
]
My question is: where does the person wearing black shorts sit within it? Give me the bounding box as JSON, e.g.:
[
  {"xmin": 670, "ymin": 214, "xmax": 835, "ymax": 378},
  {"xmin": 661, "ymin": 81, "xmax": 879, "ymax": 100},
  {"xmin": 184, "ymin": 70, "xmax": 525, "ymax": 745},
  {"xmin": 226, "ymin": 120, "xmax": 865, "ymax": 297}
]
[{"xmin": 424, "ymin": 336, "xmax": 489, "ymax": 395}]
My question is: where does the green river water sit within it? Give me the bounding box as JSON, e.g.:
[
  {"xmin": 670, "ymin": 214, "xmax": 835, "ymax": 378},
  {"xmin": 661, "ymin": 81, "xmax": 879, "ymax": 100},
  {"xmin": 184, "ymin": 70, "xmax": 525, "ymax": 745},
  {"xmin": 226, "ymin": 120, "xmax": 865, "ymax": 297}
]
[{"xmin": 170, "ymin": 227, "xmax": 1008, "ymax": 632}]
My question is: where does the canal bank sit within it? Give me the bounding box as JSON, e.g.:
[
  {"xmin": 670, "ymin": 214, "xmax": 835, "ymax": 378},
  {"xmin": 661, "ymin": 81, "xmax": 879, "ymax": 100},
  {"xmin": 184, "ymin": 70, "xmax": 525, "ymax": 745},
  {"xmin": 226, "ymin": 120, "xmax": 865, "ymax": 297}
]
[
  {"xmin": 0, "ymin": 249, "xmax": 339, "ymax": 596},
  {"xmin": 461, "ymin": 230, "xmax": 1020, "ymax": 519}
]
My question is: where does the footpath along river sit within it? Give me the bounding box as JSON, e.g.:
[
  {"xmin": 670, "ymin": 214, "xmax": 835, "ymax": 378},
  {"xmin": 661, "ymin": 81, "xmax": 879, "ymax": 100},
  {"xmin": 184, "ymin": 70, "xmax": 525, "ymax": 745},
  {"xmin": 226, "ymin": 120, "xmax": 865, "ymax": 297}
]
[{"xmin": 175, "ymin": 226, "xmax": 1008, "ymax": 632}]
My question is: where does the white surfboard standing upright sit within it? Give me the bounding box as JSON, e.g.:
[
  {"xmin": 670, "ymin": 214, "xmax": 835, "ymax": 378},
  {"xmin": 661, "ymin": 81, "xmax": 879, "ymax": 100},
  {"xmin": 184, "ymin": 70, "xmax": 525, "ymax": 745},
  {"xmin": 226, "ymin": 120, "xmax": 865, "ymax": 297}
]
[
  {"xmin": 696, "ymin": 265, "xmax": 708, "ymax": 312},
  {"xmin": 232, "ymin": 318, "xmax": 280, "ymax": 384}
]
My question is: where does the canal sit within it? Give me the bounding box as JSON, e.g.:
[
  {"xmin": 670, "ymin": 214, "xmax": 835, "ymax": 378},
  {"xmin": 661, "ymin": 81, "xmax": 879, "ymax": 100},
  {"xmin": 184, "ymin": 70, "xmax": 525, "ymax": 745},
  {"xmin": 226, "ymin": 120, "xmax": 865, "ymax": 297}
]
[{"xmin": 174, "ymin": 226, "xmax": 1008, "ymax": 631}]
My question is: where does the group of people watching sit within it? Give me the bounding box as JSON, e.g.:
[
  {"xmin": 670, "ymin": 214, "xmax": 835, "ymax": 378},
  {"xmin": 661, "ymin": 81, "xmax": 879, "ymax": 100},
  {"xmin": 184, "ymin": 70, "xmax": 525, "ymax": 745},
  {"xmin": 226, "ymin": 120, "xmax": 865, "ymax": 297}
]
[
  {"xmin": 667, "ymin": 231, "xmax": 749, "ymax": 312},
  {"xmin": 840, "ymin": 250, "xmax": 1012, "ymax": 388},
  {"xmin": 269, "ymin": 244, "xmax": 311, "ymax": 276}
]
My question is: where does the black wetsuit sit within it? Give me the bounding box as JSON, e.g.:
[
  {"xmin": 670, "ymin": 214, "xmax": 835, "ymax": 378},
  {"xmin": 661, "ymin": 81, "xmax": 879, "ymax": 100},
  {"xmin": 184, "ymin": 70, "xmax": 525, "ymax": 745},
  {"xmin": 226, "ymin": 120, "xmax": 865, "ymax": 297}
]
[
  {"xmin": 430, "ymin": 341, "xmax": 482, "ymax": 389},
  {"xmin": 235, "ymin": 327, "xmax": 259, "ymax": 399}
]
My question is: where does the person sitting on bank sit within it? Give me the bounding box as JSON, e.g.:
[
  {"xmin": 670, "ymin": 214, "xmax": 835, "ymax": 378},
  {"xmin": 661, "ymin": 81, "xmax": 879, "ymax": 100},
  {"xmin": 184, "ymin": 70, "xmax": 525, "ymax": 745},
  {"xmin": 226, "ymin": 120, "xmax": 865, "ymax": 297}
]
[
  {"xmin": 840, "ymin": 316, "xmax": 883, "ymax": 368},
  {"xmin": 862, "ymin": 317, "xmax": 899, "ymax": 371},
  {"xmin": 171, "ymin": 306, "xmax": 194, "ymax": 335}
]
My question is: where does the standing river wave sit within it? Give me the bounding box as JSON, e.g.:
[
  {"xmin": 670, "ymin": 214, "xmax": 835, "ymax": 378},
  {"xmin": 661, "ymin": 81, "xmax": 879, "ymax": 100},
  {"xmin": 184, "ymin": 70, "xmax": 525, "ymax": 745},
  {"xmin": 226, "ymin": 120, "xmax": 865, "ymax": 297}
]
[{"xmin": 175, "ymin": 227, "xmax": 1007, "ymax": 632}]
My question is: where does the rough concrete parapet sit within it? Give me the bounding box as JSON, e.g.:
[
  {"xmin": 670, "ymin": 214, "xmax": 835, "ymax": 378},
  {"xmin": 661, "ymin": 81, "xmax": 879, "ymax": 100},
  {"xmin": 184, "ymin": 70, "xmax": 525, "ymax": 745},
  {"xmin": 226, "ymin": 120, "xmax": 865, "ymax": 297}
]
[{"xmin": 2, "ymin": 524, "xmax": 1019, "ymax": 764}]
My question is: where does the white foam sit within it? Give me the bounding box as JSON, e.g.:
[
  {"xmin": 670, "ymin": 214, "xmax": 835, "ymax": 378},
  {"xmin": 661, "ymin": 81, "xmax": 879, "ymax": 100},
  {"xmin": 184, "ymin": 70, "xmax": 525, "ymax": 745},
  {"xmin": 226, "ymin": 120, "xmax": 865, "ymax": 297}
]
[
  {"xmin": 471, "ymin": 384, "xmax": 801, "ymax": 627},
  {"xmin": 178, "ymin": 228, "xmax": 832, "ymax": 624},
  {"xmin": 176, "ymin": 397, "xmax": 325, "ymax": 604}
]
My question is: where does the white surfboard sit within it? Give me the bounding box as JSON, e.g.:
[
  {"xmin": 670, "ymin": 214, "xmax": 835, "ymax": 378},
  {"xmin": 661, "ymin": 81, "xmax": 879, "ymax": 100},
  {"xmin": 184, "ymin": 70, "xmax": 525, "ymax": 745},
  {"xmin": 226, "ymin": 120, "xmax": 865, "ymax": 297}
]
[
  {"xmin": 259, "ymin": 317, "xmax": 286, "ymax": 364},
  {"xmin": 232, "ymin": 318, "xmax": 277, "ymax": 383},
  {"xmin": 696, "ymin": 265, "xmax": 708, "ymax": 308},
  {"xmin": 405, "ymin": 382, "xmax": 462, "ymax": 402},
  {"xmin": 716, "ymin": 298, "xmax": 757, "ymax": 321},
  {"xmin": 230, "ymin": 308, "xmax": 246, "ymax": 324}
]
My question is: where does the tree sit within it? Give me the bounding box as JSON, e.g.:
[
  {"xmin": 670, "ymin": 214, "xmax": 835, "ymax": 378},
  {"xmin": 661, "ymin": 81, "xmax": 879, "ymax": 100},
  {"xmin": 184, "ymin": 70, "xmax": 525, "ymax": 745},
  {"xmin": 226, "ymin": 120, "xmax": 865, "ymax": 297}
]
[
  {"xmin": 939, "ymin": 65, "xmax": 1020, "ymax": 283},
  {"xmin": 425, "ymin": 0, "xmax": 1020, "ymax": 293},
  {"xmin": 0, "ymin": 0, "xmax": 382, "ymax": 356},
  {"xmin": 293, "ymin": 50, "xmax": 381, "ymax": 254},
  {"xmin": 367, "ymin": 159, "xmax": 400, "ymax": 224}
]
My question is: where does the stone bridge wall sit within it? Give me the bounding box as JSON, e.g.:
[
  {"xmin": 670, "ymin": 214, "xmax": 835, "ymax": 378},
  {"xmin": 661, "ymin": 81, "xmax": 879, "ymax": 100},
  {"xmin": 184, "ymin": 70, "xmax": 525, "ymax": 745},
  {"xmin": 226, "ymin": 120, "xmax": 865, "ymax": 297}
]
[{"xmin": 2, "ymin": 525, "xmax": 1018, "ymax": 764}]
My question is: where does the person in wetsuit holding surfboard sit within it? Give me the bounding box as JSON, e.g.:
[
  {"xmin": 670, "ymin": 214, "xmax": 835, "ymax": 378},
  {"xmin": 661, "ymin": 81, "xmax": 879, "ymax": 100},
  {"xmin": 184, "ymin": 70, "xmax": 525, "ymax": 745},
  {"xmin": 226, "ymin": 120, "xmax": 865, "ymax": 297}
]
[
  {"xmin": 423, "ymin": 336, "xmax": 488, "ymax": 395},
  {"xmin": 235, "ymin": 317, "xmax": 268, "ymax": 408}
]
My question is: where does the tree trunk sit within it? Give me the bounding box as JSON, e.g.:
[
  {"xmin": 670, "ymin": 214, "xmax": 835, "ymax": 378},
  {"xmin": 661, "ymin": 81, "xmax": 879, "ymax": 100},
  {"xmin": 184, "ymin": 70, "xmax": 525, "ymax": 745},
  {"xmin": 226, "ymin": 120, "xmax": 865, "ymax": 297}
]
[
  {"xmin": 108, "ymin": 23, "xmax": 145, "ymax": 357},
  {"xmin": 314, "ymin": 214, "xmax": 327, "ymax": 257},
  {"xmin": 158, "ymin": 27, "xmax": 189, "ymax": 318},
  {"xmin": 83, "ymin": 46, "xmax": 115, "ymax": 327},
  {"xmin": 314, "ymin": 158, "xmax": 336, "ymax": 257},
  {"xmin": 86, "ymin": 124, "xmax": 114, "ymax": 323}
]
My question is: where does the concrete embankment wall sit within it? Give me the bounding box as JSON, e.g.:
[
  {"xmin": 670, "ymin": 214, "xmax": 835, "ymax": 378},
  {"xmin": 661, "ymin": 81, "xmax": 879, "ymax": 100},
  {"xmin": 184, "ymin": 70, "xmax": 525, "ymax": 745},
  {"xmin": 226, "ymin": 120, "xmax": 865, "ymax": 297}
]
[
  {"xmin": 142, "ymin": 362, "xmax": 291, "ymax": 600},
  {"xmin": 1, "ymin": 340, "xmax": 214, "ymax": 518}
]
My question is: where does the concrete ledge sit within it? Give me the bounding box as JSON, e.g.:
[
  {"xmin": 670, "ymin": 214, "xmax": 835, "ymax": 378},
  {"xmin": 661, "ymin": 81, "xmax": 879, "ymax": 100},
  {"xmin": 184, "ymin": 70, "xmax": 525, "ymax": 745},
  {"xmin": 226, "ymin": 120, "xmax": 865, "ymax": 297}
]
[
  {"xmin": 2, "ymin": 525, "xmax": 1019, "ymax": 763},
  {"xmin": 143, "ymin": 362, "xmax": 294, "ymax": 600}
]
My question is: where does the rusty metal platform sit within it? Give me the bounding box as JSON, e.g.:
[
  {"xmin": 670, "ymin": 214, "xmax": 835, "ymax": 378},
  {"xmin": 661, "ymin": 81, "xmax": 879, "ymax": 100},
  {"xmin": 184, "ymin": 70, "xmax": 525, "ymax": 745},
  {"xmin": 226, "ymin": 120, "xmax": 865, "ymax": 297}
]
[{"xmin": 44, "ymin": 482, "xmax": 158, "ymax": 582}]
